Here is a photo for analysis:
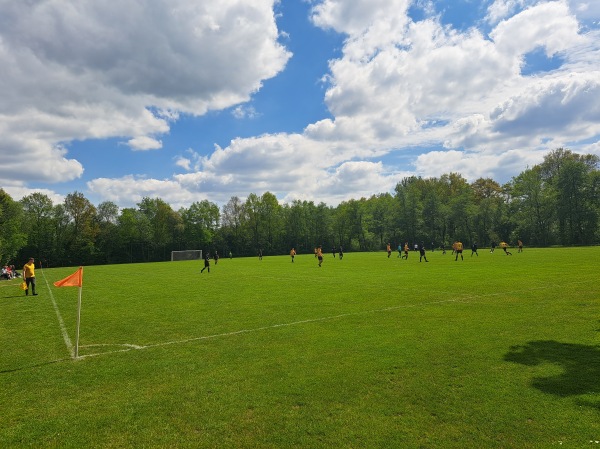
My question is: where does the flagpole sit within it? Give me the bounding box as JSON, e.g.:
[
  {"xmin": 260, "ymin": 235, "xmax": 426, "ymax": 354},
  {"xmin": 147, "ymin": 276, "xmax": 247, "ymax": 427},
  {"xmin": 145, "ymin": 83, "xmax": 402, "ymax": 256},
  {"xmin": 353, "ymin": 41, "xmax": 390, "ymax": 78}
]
[{"xmin": 75, "ymin": 285, "xmax": 82, "ymax": 358}]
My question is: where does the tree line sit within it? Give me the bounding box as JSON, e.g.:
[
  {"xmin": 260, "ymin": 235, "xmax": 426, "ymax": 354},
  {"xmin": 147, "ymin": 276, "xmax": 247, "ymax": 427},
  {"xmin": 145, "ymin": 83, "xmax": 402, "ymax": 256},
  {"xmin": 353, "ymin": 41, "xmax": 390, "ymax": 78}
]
[{"xmin": 1, "ymin": 148, "xmax": 598, "ymax": 267}]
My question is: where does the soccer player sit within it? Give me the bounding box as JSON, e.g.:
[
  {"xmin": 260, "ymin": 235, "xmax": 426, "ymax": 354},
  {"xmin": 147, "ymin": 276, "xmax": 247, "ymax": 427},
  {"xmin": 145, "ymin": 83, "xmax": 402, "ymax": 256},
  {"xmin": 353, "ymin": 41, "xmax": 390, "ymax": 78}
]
[
  {"xmin": 518, "ymin": 240, "xmax": 523, "ymax": 253},
  {"xmin": 386, "ymin": 243, "xmax": 392, "ymax": 258},
  {"xmin": 471, "ymin": 242, "xmax": 478, "ymax": 257},
  {"xmin": 332, "ymin": 246, "xmax": 336, "ymax": 258},
  {"xmin": 419, "ymin": 241, "xmax": 429, "ymax": 262},
  {"xmin": 317, "ymin": 246, "xmax": 324, "ymax": 267},
  {"xmin": 403, "ymin": 242, "xmax": 409, "ymax": 259},
  {"xmin": 201, "ymin": 253, "xmax": 211, "ymax": 273},
  {"xmin": 23, "ymin": 257, "xmax": 37, "ymax": 296},
  {"xmin": 338, "ymin": 246, "xmax": 344, "ymax": 260},
  {"xmin": 500, "ymin": 241, "xmax": 512, "ymax": 255},
  {"xmin": 455, "ymin": 241, "xmax": 464, "ymax": 261},
  {"xmin": 290, "ymin": 248, "xmax": 296, "ymax": 263},
  {"xmin": 490, "ymin": 241, "xmax": 496, "ymax": 253}
]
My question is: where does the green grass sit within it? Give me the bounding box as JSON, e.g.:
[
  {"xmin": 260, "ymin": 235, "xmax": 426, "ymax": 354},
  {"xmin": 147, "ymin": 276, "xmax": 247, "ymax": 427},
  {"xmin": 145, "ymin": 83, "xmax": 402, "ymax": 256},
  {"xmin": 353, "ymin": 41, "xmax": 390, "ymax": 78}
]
[{"xmin": 1, "ymin": 248, "xmax": 599, "ymax": 448}]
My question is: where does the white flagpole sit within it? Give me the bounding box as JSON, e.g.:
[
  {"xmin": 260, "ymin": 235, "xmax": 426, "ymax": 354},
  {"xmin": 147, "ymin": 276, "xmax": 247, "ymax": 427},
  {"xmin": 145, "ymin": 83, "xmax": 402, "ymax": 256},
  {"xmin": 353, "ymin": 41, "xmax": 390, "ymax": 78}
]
[{"xmin": 75, "ymin": 285, "xmax": 82, "ymax": 358}]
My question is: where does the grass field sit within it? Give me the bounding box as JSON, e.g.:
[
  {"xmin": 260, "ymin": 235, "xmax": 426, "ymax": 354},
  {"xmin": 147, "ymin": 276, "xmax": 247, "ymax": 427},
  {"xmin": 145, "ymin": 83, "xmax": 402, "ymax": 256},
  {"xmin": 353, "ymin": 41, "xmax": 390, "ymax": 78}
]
[{"xmin": 1, "ymin": 247, "xmax": 599, "ymax": 448}]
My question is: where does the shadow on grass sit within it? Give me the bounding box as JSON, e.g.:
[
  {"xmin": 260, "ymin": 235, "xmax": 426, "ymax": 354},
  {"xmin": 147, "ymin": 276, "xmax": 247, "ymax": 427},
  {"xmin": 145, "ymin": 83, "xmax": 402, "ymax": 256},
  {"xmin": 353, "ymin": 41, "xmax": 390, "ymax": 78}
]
[
  {"xmin": 505, "ymin": 340, "xmax": 600, "ymax": 397},
  {"xmin": 0, "ymin": 357, "xmax": 70, "ymax": 374}
]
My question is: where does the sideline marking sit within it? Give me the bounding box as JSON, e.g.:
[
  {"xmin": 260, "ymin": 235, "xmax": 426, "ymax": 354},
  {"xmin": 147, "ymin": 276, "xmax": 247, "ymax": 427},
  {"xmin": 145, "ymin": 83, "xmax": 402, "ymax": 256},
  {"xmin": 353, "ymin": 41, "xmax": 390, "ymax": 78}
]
[{"xmin": 41, "ymin": 268, "xmax": 75, "ymax": 358}]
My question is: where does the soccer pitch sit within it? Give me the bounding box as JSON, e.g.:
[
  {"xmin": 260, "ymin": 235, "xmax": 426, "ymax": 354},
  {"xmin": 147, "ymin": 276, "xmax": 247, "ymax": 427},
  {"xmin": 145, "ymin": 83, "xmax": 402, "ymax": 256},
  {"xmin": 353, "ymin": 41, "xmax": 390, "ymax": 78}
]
[{"xmin": 1, "ymin": 247, "xmax": 599, "ymax": 447}]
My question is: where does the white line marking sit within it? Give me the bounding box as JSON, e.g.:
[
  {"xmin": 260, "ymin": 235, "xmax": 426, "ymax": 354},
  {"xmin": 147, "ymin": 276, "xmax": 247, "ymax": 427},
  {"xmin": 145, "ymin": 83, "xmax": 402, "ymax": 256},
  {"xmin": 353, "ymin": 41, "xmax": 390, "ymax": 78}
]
[
  {"xmin": 41, "ymin": 269, "xmax": 75, "ymax": 358},
  {"xmin": 27, "ymin": 277, "xmax": 597, "ymax": 363},
  {"xmin": 75, "ymin": 297, "xmax": 466, "ymax": 359}
]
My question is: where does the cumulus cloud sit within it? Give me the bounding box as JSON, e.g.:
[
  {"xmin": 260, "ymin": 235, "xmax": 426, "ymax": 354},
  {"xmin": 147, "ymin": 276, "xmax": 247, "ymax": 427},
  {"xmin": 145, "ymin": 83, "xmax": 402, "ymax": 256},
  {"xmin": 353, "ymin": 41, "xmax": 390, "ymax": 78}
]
[
  {"xmin": 86, "ymin": 0, "xmax": 600, "ymax": 205},
  {"xmin": 0, "ymin": 0, "xmax": 290, "ymax": 190},
  {"xmin": 3, "ymin": 0, "xmax": 600, "ymax": 208}
]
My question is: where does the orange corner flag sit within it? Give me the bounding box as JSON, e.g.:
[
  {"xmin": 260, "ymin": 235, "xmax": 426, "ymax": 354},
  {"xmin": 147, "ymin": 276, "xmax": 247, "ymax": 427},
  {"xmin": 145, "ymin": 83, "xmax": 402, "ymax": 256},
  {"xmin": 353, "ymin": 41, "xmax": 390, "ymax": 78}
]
[{"xmin": 54, "ymin": 267, "xmax": 83, "ymax": 288}]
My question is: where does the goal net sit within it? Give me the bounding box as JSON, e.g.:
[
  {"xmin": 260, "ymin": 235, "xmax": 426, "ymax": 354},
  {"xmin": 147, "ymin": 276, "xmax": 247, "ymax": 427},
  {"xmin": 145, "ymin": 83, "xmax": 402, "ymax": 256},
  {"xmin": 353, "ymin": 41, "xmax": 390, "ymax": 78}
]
[{"xmin": 171, "ymin": 250, "xmax": 203, "ymax": 261}]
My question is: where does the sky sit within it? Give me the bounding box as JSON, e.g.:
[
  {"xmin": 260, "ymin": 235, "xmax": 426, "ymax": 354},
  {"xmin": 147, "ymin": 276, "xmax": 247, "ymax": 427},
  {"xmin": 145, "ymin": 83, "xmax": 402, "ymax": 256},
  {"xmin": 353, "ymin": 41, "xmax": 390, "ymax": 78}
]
[{"xmin": 1, "ymin": 0, "xmax": 599, "ymax": 210}]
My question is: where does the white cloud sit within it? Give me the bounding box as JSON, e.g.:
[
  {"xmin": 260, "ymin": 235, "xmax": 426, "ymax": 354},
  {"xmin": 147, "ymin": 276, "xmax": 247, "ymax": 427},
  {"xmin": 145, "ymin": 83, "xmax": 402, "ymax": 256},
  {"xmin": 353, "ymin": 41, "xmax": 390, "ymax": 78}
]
[
  {"xmin": 0, "ymin": 0, "xmax": 290, "ymax": 189},
  {"xmin": 87, "ymin": 176, "xmax": 204, "ymax": 210},
  {"xmin": 414, "ymin": 148, "xmax": 547, "ymax": 182},
  {"xmin": 3, "ymin": 0, "xmax": 599, "ymax": 209},
  {"xmin": 232, "ymin": 105, "xmax": 261, "ymax": 119},
  {"xmin": 174, "ymin": 156, "xmax": 192, "ymax": 171},
  {"xmin": 128, "ymin": 136, "xmax": 163, "ymax": 151}
]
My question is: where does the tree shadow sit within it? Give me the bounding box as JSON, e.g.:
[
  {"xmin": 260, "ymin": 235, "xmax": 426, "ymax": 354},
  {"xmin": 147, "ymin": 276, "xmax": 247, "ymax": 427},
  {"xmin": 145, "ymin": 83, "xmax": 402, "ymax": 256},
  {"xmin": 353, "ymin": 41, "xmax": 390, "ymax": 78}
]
[{"xmin": 504, "ymin": 340, "xmax": 600, "ymax": 397}]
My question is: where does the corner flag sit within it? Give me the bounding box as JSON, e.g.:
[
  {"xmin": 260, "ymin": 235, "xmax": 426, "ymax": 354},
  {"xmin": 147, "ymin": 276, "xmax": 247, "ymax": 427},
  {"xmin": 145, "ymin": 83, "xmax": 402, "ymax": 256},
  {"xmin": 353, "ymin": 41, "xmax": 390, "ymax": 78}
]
[
  {"xmin": 54, "ymin": 267, "xmax": 84, "ymax": 358},
  {"xmin": 54, "ymin": 267, "xmax": 83, "ymax": 287}
]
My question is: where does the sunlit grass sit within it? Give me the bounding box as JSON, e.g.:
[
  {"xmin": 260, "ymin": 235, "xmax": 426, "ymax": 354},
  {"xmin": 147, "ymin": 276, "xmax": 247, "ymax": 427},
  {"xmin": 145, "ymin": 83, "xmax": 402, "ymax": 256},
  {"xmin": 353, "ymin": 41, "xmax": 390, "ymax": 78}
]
[{"xmin": 1, "ymin": 247, "xmax": 599, "ymax": 447}]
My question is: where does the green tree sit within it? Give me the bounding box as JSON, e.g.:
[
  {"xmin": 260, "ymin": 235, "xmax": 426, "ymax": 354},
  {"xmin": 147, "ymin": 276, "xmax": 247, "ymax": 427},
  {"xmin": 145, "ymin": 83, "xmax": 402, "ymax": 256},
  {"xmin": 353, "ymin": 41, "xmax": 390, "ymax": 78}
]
[
  {"xmin": 539, "ymin": 148, "xmax": 599, "ymax": 244},
  {"xmin": 95, "ymin": 201, "xmax": 120, "ymax": 264},
  {"xmin": 180, "ymin": 200, "xmax": 220, "ymax": 250},
  {"xmin": 0, "ymin": 189, "xmax": 26, "ymax": 265},
  {"xmin": 63, "ymin": 192, "xmax": 99, "ymax": 265},
  {"xmin": 137, "ymin": 197, "xmax": 182, "ymax": 261},
  {"xmin": 221, "ymin": 196, "xmax": 247, "ymax": 256},
  {"xmin": 394, "ymin": 177, "xmax": 423, "ymax": 245},
  {"xmin": 471, "ymin": 178, "xmax": 504, "ymax": 246},
  {"xmin": 510, "ymin": 167, "xmax": 554, "ymax": 246},
  {"xmin": 20, "ymin": 192, "xmax": 55, "ymax": 264},
  {"xmin": 244, "ymin": 193, "xmax": 263, "ymax": 253},
  {"xmin": 260, "ymin": 192, "xmax": 283, "ymax": 254},
  {"xmin": 117, "ymin": 208, "xmax": 152, "ymax": 263}
]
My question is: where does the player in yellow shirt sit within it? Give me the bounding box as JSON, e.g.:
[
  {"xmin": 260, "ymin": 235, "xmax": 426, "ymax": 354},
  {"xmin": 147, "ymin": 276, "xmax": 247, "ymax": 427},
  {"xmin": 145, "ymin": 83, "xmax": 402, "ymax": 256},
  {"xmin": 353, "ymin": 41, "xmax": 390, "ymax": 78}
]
[
  {"xmin": 454, "ymin": 241, "xmax": 464, "ymax": 261},
  {"xmin": 386, "ymin": 243, "xmax": 391, "ymax": 258},
  {"xmin": 317, "ymin": 246, "xmax": 323, "ymax": 267},
  {"xmin": 290, "ymin": 248, "xmax": 296, "ymax": 263},
  {"xmin": 402, "ymin": 242, "xmax": 409, "ymax": 259},
  {"xmin": 500, "ymin": 241, "xmax": 512, "ymax": 255},
  {"xmin": 23, "ymin": 257, "xmax": 38, "ymax": 296}
]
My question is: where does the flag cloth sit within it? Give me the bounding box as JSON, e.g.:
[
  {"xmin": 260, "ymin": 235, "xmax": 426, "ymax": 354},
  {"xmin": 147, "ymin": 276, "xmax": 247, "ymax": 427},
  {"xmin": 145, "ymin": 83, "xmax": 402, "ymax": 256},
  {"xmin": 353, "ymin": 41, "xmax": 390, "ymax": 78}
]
[{"xmin": 54, "ymin": 267, "xmax": 83, "ymax": 288}]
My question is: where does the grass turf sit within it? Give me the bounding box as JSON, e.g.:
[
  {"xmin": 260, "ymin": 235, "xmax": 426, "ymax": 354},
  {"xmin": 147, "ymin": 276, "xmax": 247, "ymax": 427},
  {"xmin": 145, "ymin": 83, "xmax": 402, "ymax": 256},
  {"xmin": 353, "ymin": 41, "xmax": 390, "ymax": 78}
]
[{"xmin": 1, "ymin": 247, "xmax": 599, "ymax": 447}]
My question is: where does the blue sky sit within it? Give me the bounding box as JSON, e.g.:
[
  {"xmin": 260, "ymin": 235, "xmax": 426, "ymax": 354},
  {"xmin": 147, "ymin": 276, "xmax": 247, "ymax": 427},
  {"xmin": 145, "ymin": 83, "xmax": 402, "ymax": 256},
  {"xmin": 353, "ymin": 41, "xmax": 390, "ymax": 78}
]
[{"xmin": 1, "ymin": 0, "xmax": 599, "ymax": 209}]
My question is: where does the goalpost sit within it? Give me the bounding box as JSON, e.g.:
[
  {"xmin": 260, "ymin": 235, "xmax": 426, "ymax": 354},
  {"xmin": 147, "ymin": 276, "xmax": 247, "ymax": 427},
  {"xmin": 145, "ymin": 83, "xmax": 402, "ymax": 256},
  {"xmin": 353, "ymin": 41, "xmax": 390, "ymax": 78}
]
[{"xmin": 171, "ymin": 250, "xmax": 203, "ymax": 261}]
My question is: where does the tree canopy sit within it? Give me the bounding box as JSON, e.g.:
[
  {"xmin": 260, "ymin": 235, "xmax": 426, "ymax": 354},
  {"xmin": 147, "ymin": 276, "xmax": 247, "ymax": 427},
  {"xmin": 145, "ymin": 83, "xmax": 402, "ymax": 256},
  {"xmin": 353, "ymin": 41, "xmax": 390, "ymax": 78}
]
[{"xmin": 2, "ymin": 149, "xmax": 598, "ymax": 267}]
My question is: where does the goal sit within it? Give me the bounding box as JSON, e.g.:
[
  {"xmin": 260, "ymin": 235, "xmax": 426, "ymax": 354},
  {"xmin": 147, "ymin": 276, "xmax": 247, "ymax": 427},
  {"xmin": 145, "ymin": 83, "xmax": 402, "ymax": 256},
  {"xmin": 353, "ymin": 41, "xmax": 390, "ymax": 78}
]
[{"xmin": 171, "ymin": 250, "xmax": 203, "ymax": 261}]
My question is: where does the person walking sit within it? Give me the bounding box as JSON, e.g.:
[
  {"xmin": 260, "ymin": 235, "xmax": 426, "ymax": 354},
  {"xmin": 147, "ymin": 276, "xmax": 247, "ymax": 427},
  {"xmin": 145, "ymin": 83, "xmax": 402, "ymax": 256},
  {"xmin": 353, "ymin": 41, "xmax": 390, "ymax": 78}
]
[
  {"xmin": 317, "ymin": 246, "xmax": 324, "ymax": 267},
  {"xmin": 386, "ymin": 243, "xmax": 392, "ymax": 258},
  {"xmin": 290, "ymin": 248, "xmax": 296, "ymax": 263},
  {"xmin": 419, "ymin": 242, "xmax": 429, "ymax": 262},
  {"xmin": 517, "ymin": 240, "xmax": 523, "ymax": 253},
  {"xmin": 23, "ymin": 257, "xmax": 37, "ymax": 296},
  {"xmin": 471, "ymin": 242, "xmax": 478, "ymax": 257},
  {"xmin": 201, "ymin": 253, "xmax": 211, "ymax": 273}
]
